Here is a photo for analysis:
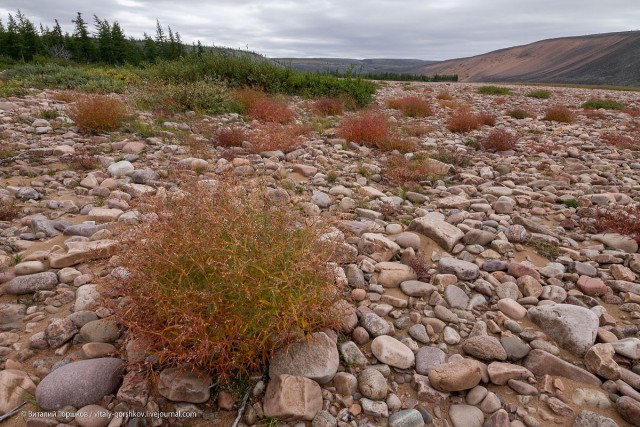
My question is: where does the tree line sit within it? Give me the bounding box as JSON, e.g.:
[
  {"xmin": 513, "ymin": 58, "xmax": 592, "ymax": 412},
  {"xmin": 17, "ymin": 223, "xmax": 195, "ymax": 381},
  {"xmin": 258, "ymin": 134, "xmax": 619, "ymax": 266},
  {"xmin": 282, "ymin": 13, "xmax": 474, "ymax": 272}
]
[{"xmin": 0, "ymin": 10, "xmax": 203, "ymax": 65}]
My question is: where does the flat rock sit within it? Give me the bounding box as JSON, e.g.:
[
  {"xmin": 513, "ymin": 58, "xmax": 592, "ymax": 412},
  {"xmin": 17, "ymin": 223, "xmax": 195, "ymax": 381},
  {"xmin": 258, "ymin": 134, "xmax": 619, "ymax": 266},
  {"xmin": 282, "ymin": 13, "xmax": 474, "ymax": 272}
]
[
  {"xmin": 400, "ymin": 280, "xmax": 436, "ymax": 297},
  {"xmin": 263, "ymin": 374, "xmax": 322, "ymax": 421},
  {"xmin": 371, "ymin": 335, "xmax": 415, "ymax": 369},
  {"xmin": 269, "ymin": 332, "xmax": 339, "ymax": 384},
  {"xmin": 487, "ymin": 362, "xmax": 533, "ymax": 385},
  {"xmin": 592, "ymin": 233, "xmax": 638, "ymax": 254},
  {"xmin": 407, "ymin": 217, "xmax": 463, "ymax": 252},
  {"xmin": 428, "ymin": 359, "xmax": 481, "ymax": 392},
  {"xmin": 389, "ymin": 409, "xmax": 425, "ymax": 427},
  {"xmin": 35, "ymin": 358, "xmax": 125, "ymax": 410},
  {"xmin": 611, "ymin": 338, "xmax": 640, "ymax": 359},
  {"xmin": 462, "ymin": 335, "xmax": 507, "ymax": 361},
  {"xmin": 0, "ymin": 369, "xmax": 36, "ymax": 413},
  {"xmin": 438, "ymin": 257, "xmax": 479, "ymax": 281},
  {"xmin": 523, "ymin": 349, "xmax": 601, "ymax": 386},
  {"xmin": 449, "ymin": 404, "xmax": 484, "ymax": 427},
  {"xmin": 49, "ymin": 240, "xmax": 118, "ymax": 268},
  {"xmin": 572, "ymin": 410, "xmax": 619, "ymax": 427},
  {"xmin": 4, "ymin": 271, "xmax": 58, "ymax": 294},
  {"xmin": 415, "ymin": 346, "xmax": 446, "ymax": 375},
  {"xmin": 584, "ymin": 343, "xmax": 620, "ymax": 380},
  {"xmin": 358, "ymin": 233, "xmax": 401, "ymax": 262},
  {"xmin": 157, "ymin": 367, "xmax": 211, "ymax": 403},
  {"xmin": 528, "ymin": 304, "xmax": 598, "ymax": 356}
]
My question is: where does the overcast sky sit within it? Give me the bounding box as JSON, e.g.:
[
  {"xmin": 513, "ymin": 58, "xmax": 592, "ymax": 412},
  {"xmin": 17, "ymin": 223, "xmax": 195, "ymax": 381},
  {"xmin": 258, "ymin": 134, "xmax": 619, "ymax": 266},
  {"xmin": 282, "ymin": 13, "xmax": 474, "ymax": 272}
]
[{"xmin": 2, "ymin": 1, "xmax": 639, "ymax": 60}]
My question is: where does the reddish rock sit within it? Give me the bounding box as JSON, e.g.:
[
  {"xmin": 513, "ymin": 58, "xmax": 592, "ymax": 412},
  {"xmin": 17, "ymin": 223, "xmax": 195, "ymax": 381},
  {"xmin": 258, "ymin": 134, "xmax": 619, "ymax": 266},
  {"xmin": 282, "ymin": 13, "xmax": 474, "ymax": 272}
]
[
  {"xmin": 507, "ymin": 262, "xmax": 541, "ymax": 280},
  {"xmin": 263, "ymin": 374, "xmax": 322, "ymax": 421},
  {"xmin": 577, "ymin": 275, "xmax": 608, "ymax": 296}
]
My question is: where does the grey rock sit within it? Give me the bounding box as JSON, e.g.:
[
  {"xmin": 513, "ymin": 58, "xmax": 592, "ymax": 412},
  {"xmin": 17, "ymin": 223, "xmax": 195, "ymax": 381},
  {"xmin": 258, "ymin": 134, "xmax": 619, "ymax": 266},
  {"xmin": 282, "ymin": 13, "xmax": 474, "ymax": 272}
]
[
  {"xmin": 572, "ymin": 410, "xmax": 618, "ymax": 427},
  {"xmin": 400, "ymin": 280, "xmax": 436, "ymax": 297},
  {"xmin": 79, "ymin": 319, "xmax": 121, "ymax": 343},
  {"xmin": 528, "ymin": 305, "xmax": 598, "ymax": 356},
  {"xmin": 269, "ymin": 332, "xmax": 339, "ymax": 384},
  {"xmin": 4, "ymin": 272, "xmax": 58, "ymax": 294},
  {"xmin": 438, "ymin": 257, "xmax": 479, "ymax": 281},
  {"xmin": 389, "ymin": 409, "xmax": 425, "ymax": 427},
  {"xmin": 361, "ymin": 312, "xmax": 391, "ymax": 337},
  {"xmin": 462, "ymin": 336, "xmax": 507, "ymax": 362},
  {"xmin": 415, "ymin": 346, "xmax": 446, "ymax": 375},
  {"xmin": 340, "ymin": 341, "xmax": 367, "ymax": 368},
  {"xmin": 444, "ymin": 285, "xmax": 469, "ymax": 309},
  {"xmin": 45, "ymin": 318, "xmax": 78, "ymax": 349},
  {"xmin": 407, "ymin": 217, "xmax": 463, "ymax": 252},
  {"xmin": 449, "ymin": 404, "xmax": 483, "ymax": 427},
  {"xmin": 358, "ymin": 368, "xmax": 388, "ymax": 400}
]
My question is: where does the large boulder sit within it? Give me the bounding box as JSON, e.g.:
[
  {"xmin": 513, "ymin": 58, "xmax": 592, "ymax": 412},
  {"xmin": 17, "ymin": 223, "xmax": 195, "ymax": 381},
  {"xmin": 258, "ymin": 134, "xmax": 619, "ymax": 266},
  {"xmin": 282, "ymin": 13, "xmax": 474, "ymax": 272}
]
[
  {"xmin": 528, "ymin": 305, "xmax": 598, "ymax": 356},
  {"xmin": 407, "ymin": 217, "xmax": 463, "ymax": 252},
  {"xmin": 263, "ymin": 375, "xmax": 322, "ymax": 421},
  {"xmin": 269, "ymin": 332, "xmax": 339, "ymax": 384}
]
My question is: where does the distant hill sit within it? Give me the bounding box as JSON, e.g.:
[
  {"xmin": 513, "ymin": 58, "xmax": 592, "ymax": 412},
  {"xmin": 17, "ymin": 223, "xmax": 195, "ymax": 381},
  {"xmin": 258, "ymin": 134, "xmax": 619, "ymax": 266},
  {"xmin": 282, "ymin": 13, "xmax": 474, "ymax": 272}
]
[
  {"xmin": 273, "ymin": 58, "xmax": 437, "ymax": 75},
  {"xmin": 417, "ymin": 31, "xmax": 640, "ymax": 86}
]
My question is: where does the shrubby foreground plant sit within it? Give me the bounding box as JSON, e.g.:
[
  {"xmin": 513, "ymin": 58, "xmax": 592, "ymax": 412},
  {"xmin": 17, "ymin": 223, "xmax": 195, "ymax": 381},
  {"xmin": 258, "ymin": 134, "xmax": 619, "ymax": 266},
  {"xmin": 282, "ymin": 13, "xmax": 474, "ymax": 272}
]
[{"xmin": 107, "ymin": 179, "xmax": 345, "ymax": 380}]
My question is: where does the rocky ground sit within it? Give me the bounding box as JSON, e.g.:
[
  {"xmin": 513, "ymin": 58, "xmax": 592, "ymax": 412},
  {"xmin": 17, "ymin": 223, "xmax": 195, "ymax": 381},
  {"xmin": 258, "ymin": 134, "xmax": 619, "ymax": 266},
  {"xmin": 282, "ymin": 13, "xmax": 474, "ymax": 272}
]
[{"xmin": 0, "ymin": 82, "xmax": 640, "ymax": 427}]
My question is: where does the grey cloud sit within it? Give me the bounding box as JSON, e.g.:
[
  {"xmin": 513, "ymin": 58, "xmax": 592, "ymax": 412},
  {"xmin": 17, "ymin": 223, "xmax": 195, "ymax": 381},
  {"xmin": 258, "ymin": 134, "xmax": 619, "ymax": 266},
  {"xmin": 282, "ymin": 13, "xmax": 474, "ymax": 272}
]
[{"xmin": 2, "ymin": 0, "xmax": 639, "ymax": 59}]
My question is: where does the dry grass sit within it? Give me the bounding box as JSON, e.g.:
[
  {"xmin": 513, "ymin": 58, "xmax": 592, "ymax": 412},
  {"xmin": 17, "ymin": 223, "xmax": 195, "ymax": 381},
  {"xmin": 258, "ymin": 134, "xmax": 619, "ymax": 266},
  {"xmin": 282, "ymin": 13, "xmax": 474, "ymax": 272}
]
[
  {"xmin": 479, "ymin": 129, "xmax": 520, "ymax": 151},
  {"xmin": 233, "ymin": 87, "xmax": 267, "ymax": 111},
  {"xmin": 68, "ymin": 154, "xmax": 100, "ymax": 171},
  {"xmin": 0, "ymin": 200, "xmax": 20, "ymax": 221},
  {"xmin": 248, "ymin": 123, "xmax": 310, "ymax": 153},
  {"xmin": 386, "ymin": 96, "xmax": 432, "ymax": 117},
  {"xmin": 106, "ymin": 179, "xmax": 345, "ymax": 381},
  {"xmin": 310, "ymin": 97, "xmax": 344, "ymax": 116},
  {"xmin": 68, "ymin": 94, "xmax": 127, "ymax": 134},
  {"xmin": 385, "ymin": 153, "xmax": 443, "ymax": 184},
  {"xmin": 543, "ymin": 105, "xmax": 575, "ymax": 123},
  {"xmin": 248, "ymin": 98, "xmax": 295, "ymax": 123},
  {"xmin": 600, "ymin": 132, "xmax": 638, "ymax": 150},
  {"xmin": 447, "ymin": 106, "xmax": 481, "ymax": 133},
  {"xmin": 215, "ymin": 127, "xmax": 247, "ymax": 148},
  {"xmin": 508, "ymin": 108, "xmax": 531, "ymax": 119},
  {"xmin": 436, "ymin": 90, "xmax": 454, "ymax": 100},
  {"xmin": 477, "ymin": 112, "xmax": 497, "ymax": 126},
  {"xmin": 337, "ymin": 111, "xmax": 390, "ymax": 148},
  {"xmin": 402, "ymin": 123, "xmax": 432, "ymax": 137}
]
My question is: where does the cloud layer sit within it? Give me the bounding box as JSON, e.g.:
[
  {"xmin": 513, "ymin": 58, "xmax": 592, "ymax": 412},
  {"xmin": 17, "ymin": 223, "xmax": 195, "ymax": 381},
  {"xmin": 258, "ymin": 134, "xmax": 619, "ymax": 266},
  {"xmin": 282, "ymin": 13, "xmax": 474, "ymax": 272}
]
[{"xmin": 2, "ymin": 1, "xmax": 639, "ymax": 59}]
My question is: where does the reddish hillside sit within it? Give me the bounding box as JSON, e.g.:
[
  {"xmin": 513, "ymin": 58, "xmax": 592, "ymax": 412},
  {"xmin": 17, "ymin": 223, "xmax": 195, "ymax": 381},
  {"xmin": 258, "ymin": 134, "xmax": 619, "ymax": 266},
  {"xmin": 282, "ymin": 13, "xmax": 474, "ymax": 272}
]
[{"xmin": 418, "ymin": 31, "xmax": 640, "ymax": 86}]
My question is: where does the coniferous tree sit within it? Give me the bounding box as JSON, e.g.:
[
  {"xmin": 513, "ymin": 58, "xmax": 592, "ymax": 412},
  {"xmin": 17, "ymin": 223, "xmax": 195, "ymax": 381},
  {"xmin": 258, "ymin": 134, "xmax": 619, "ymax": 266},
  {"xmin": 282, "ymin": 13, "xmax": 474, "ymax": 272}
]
[
  {"xmin": 4, "ymin": 14, "xmax": 21, "ymax": 60},
  {"xmin": 110, "ymin": 21, "xmax": 128, "ymax": 64},
  {"xmin": 16, "ymin": 10, "xmax": 42, "ymax": 61},
  {"xmin": 94, "ymin": 15, "xmax": 113, "ymax": 63},
  {"xmin": 72, "ymin": 12, "xmax": 95, "ymax": 62}
]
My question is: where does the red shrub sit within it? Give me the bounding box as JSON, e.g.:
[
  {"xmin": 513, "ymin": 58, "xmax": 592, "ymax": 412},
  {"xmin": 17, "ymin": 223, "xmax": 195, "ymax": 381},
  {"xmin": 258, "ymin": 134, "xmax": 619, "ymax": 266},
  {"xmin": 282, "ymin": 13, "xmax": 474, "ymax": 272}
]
[
  {"xmin": 337, "ymin": 111, "xmax": 390, "ymax": 148},
  {"xmin": 215, "ymin": 127, "xmax": 246, "ymax": 147},
  {"xmin": 248, "ymin": 123, "xmax": 310, "ymax": 153},
  {"xmin": 248, "ymin": 98, "xmax": 295, "ymax": 123},
  {"xmin": 68, "ymin": 94, "xmax": 127, "ymax": 134},
  {"xmin": 436, "ymin": 90, "xmax": 453, "ymax": 100},
  {"xmin": 594, "ymin": 204, "xmax": 640, "ymax": 243},
  {"xmin": 478, "ymin": 112, "xmax": 497, "ymax": 126},
  {"xmin": 479, "ymin": 129, "xmax": 519, "ymax": 151},
  {"xmin": 544, "ymin": 105, "xmax": 575, "ymax": 123},
  {"xmin": 447, "ymin": 106, "xmax": 480, "ymax": 133},
  {"xmin": 386, "ymin": 96, "xmax": 432, "ymax": 117},
  {"xmin": 311, "ymin": 98, "xmax": 344, "ymax": 116},
  {"xmin": 601, "ymin": 132, "xmax": 638, "ymax": 150},
  {"xmin": 233, "ymin": 87, "xmax": 267, "ymax": 111}
]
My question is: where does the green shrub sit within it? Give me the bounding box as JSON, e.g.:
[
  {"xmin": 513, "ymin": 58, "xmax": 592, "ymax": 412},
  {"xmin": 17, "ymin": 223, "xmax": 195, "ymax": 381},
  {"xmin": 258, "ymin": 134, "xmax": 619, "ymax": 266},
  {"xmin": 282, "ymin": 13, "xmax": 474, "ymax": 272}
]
[
  {"xmin": 562, "ymin": 199, "xmax": 580, "ymax": 208},
  {"xmin": 134, "ymin": 77, "xmax": 234, "ymax": 114},
  {"xmin": 3, "ymin": 63, "xmax": 128, "ymax": 93},
  {"xmin": 581, "ymin": 98, "xmax": 625, "ymax": 110},
  {"xmin": 526, "ymin": 89, "xmax": 551, "ymax": 99},
  {"xmin": 477, "ymin": 86, "xmax": 512, "ymax": 95},
  {"xmin": 107, "ymin": 179, "xmax": 344, "ymax": 380}
]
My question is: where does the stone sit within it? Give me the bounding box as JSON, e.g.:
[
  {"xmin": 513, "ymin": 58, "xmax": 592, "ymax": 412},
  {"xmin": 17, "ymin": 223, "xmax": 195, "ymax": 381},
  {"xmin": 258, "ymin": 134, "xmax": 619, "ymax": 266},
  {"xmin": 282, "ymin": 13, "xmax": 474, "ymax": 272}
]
[
  {"xmin": 35, "ymin": 358, "xmax": 125, "ymax": 410},
  {"xmin": 407, "ymin": 217, "xmax": 463, "ymax": 252},
  {"xmin": 14, "ymin": 260, "xmax": 46, "ymax": 275},
  {"xmin": 444, "ymin": 285, "xmax": 469, "ymax": 309},
  {"xmin": 500, "ymin": 335, "xmax": 530, "ymax": 360},
  {"xmin": 389, "ymin": 409, "xmax": 425, "ymax": 427},
  {"xmin": 428, "ymin": 359, "xmax": 481, "ymax": 392},
  {"xmin": 507, "ymin": 262, "xmax": 540, "ymax": 280},
  {"xmin": 88, "ymin": 208, "xmax": 123, "ymax": 223},
  {"xmin": 49, "ymin": 240, "xmax": 118, "ymax": 268},
  {"xmin": 263, "ymin": 374, "xmax": 322, "ymax": 421},
  {"xmin": 358, "ymin": 368, "xmax": 388, "ymax": 400},
  {"xmin": 449, "ymin": 404, "xmax": 484, "ymax": 427},
  {"xmin": 408, "ymin": 324, "xmax": 430, "ymax": 343},
  {"xmin": 75, "ymin": 404, "xmax": 112, "ymax": 427},
  {"xmin": 79, "ymin": 319, "xmax": 121, "ymax": 343},
  {"xmin": 312, "ymin": 410, "xmax": 337, "ymax": 427},
  {"xmin": 107, "ymin": 161, "xmax": 134, "ymax": 177},
  {"xmin": 340, "ymin": 341, "xmax": 367, "ymax": 368},
  {"xmin": 334, "ymin": 372, "xmax": 357, "ymax": 396},
  {"xmin": 507, "ymin": 379, "xmax": 538, "ymax": 395},
  {"xmin": 371, "ymin": 335, "xmax": 415, "ymax": 369},
  {"xmin": 611, "ymin": 338, "xmax": 640, "ymax": 359},
  {"xmin": 487, "ymin": 362, "xmax": 533, "ymax": 385},
  {"xmin": 462, "ymin": 336, "xmax": 507, "ymax": 361},
  {"xmin": 517, "ymin": 275, "xmax": 542, "ymax": 298},
  {"xmin": 527, "ymin": 304, "xmax": 598, "ymax": 356},
  {"xmin": 157, "ymin": 367, "xmax": 211, "ymax": 403},
  {"xmin": 480, "ymin": 391, "xmax": 501, "ymax": 413},
  {"xmin": 415, "ymin": 346, "xmax": 446, "ymax": 375},
  {"xmin": 74, "ymin": 285, "xmax": 101, "ymax": 312},
  {"xmin": 463, "ymin": 229, "xmax": 496, "ymax": 246},
  {"xmin": 0, "ymin": 369, "xmax": 36, "ymax": 413},
  {"xmin": 577, "ymin": 276, "xmax": 608, "ymax": 297},
  {"xmin": 4, "ymin": 271, "xmax": 58, "ymax": 294},
  {"xmin": 361, "ymin": 312, "xmax": 391, "ymax": 337},
  {"xmin": 523, "ymin": 350, "xmax": 601, "ymax": 386},
  {"xmin": 592, "ymin": 233, "xmax": 638, "ymax": 254},
  {"xmin": 572, "ymin": 410, "xmax": 619, "ymax": 427},
  {"xmin": 496, "ymin": 298, "xmax": 527, "ymax": 320},
  {"xmin": 400, "ymin": 280, "xmax": 437, "ymax": 297},
  {"xmin": 358, "ymin": 233, "xmax": 401, "ymax": 262},
  {"xmin": 505, "ymin": 225, "xmax": 530, "ymax": 243},
  {"xmin": 540, "ymin": 285, "xmax": 567, "ymax": 303},
  {"xmin": 82, "ymin": 342, "xmax": 117, "ymax": 359},
  {"xmin": 116, "ymin": 370, "xmax": 150, "ymax": 407},
  {"xmin": 438, "ymin": 257, "xmax": 479, "ymax": 281},
  {"xmin": 572, "ymin": 388, "xmax": 610, "ymax": 409},
  {"xmin": 0, "ymin": 303, "xmax": 26, "ymax": 325},
  {"xmin": 584, "ymin": 343, "xmax": 620, "ymax": 380},
  {"xmin": 376, "ymin": 262, "xmax": 417, "ymax": 287},
  {"xmin": 269, "ymin": 332, "xmax": 339, "ymax": 384},
  {"xmin": 311, "ymin": 190, "xmax": 331, "ymax": 208},
  {"xmin": 45, "ymin": 318, "xmax": 78, "ymax": 349},
  {"xmin": 360, "ymin": 398, "xmax": 389, "ymax": 418},
  {"xmin": 546, "ymin": 396, "xmax": 574, "ymax": 416}
]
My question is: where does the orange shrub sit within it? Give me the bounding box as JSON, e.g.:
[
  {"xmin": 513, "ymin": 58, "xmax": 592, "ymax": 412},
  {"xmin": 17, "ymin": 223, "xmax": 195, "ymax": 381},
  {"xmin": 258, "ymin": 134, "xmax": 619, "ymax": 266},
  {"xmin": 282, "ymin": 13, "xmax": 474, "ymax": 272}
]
[
  {"xmin": 447, "ymin": 106, "xmax": 480, "ymax": 133},
  {"xmin": 436, "ymin": 90, "xmax": 453, "ymax": 100},
  {"xmin": 479, "ymin": 129, "xmax": 519, "ymax": 151},
  {"xmin": 215, "ymin": 127, "xmax": 246, "ymax": 147},
  {"xmin": 311, "ymin": 97, "xmax": 344, "ymax": 116},
  {"xmin": 385, "ymin": 153, "xmax": 443, "ymax": 184},
  {"xmin": 68, "ymin": 95, "xmax": 127, "ymax": 134},
  {"xmin": 248, "ymin": 98, "xmax": 295, "ymax": 123},
  {"xmin": 594, "ymin": 204, "xmax": 640, "ymax": 243},
  {"xmin": 601, "ymin": 132, "xmax": 638, "ymax": 150},
  {"xmin": 386, "ymin": 96, "xmax": 432, "ymax": 117},
  {"xmin": 248, "ymin": 123, "xmax": 310, "ymax": 152},
  {"xmin": 337, "ymin": 111, "xmax": 390, "ymax": 148},
  {"xmin": 377, "ymin": 137, "xmax": 418, "ymax": 153},
  {"xmin": 402, "ymin": 123, "xmax": 432, "ymax": 137},
  {"xmin": 544, "ymin": 105, "xmax": 575, "ymax": 123},
  {"xmin": 478, "ymin": 112, "xmax": 497, "ymax": 126},
  {"xmin": 233, "ymin": 87, "xmax": 267, "ymax": 111}
]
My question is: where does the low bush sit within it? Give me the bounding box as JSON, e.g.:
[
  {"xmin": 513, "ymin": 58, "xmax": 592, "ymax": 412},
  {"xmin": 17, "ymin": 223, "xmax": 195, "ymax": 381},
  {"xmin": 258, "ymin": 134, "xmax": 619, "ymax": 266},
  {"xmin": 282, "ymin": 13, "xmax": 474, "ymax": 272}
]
[
  {"xmin": 107, "ymin": 179, "xmax": 345, "ymax": 381},
  {"xmin": 134, "ymin": 78, "xmax": 234, "ymax": 115},
  {"xmin": 386, "ymin": 96, "xmax": 432, "ymax": 117},
  {"xmin": 233, "ymin": 87, "xmax": 267, "ymax": 112},
  {"xmin": 215, "ymin": 127, "xmax": 247, "ymax": 147},
  {"xmin": 68, "ymin": 94, "xmax": 127, "ymax": 134},
  {"xmin": 600, "ymin": 132, "xmax": 638, "ymax": 150},
  {"xmin": 436, "ymin": 90, "xmax": 453, "ymax": 100},
  {"xmin": 581, "ymin": 98, "xmax": 625, "ymax": 110},
  {"xmin": 248, "ymin": 97, "xmax": 295, "ymax": 123},
  {"xmin": 446, "ymin": 106, "xmax": 480, "ymax": 133},
  {"xmin": 526, "ymin": 89, "xmax": 551, "ymax": 99},
  {"xmin": 0, "ymin": 200, "xmax": 20, "ymax": 221},
  {"xmin": 248, "ymin": 123, "xmax": 309, "ymax": 152},
  {"xmin": 429, "ymin": 148, "xmax": 469, "ymax": 167},
  {"xmin": 477, "ymin": 86, "xmax": 512, "ymax": 95},
  {"xmin": 310, "ymin": 97, "xmax": 344, "ymax": 116},
  {"xmin": 385, "ymin": 153, "xmax": 444, "ymax": 184},
  {"xmin": 337, "ymin": 111, "xmax": 390, "ymax": 149},
  {"xmin": 68, "ymin": 154, "xmax": 100, "ymax": 171},
  {"xmin": 543, "ymin": 105, "xmax": 575, "ymax": 123},
  {"xmin": 508, "ymin": 108, "xmax": 530, "ymax": 119},
  {"xmin": 479, "ymin": 129, "xmax": 520, "ymax": 151},
  {"xmin": 593, "ymin": 204, "xmax": 640, "ymax": 243},
  {"xmin": 477, "ymin": 112, "xmax": 497, "ymax": 126},
  {"xmin": 376, "ymin": 137, "xmax": 418, "ymax": 153},
  {"xmin": 401, "ymin": 123, "xmax": 432, "ymax": 137}
]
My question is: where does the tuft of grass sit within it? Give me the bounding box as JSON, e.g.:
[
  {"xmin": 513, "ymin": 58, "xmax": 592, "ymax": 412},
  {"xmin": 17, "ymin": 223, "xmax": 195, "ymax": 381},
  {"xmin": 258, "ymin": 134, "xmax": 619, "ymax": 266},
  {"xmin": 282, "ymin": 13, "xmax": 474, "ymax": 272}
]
[
  {"xmin": 436, "ymin": 90, "xmax": 454, "ymax": 100},
  {"xmin": 581, "ymin": 99, "xmax": 625, "ymax": 110},
  {"xmin": 526, "ymin": 89, "xmax": 551, "ymax": 99},
  {"xmin": 310, "ymin": 97, "xmax": 345, "ymax": 116},
  {"xmin": 479, "ymin": 129, "xmax": 519, "ymax": 151},
  {"xmin": 508, "ymin": 108, "xmax": 530, "ymax": 119},
  {"xmin": 477, "ymin": 86, "xmax": 512, "ymax": 95},
  {"xmin": 477, "ymin": 112, "xmax": 497, "ymax": 126},
  {"xmin": 68, "ymin": 94, "xmax": 127, "ymax": 134},
  {"xmin": 401, "ymin": 123, "xmax": 432, "ymax": 137},
  {"xmin": 429, "ymin": 149, "xmax": 469, "ymax": 167},
  {"xmin": 386, "ymin": 96, "xmax": 432, "ymax": 117},
  {"xmin": 337, "ymin": 111, "xmax": 390, "ymax": 148},
  {"xmin": 247, "ymin": 97, "xmax": 295, "ymax": 123},
  {"xmin": 530, "ymin": 240, "xmax": 559, "ymax": 259},
  {"xmin": 562, "ymin": 199, "xmax": 580, "ymax": 208},
  {"xmin": 248, "ymin": 123, "xmax": 309, "ymax": 153},
  {"xmin": 105, "ymin": 178, "xmax": 345, "ymax": 381},
  {"xmin": 0, "ymin": 200, "xmax": 20, "ymax": 221},
  {"xmin": 600, "ymin": 132, "xmax": 638, "ymax": 150},
  {"xmin": 38, "ymin": 109, "xmax": 59, "ymax": 120},
  {"xmin": 215, "ymin": 127, "xmax": 247, "ymax": 148},
  {"xmin": 446, "ymin": 106, "xmax": 480, "ymax": 133},
  {"xmin": 543, "ymin": 105, "xmax": 575, "ymax": 123},
  {"xmin": 68, "ymin": 154, "xmax": 100, "ymax": 171}
]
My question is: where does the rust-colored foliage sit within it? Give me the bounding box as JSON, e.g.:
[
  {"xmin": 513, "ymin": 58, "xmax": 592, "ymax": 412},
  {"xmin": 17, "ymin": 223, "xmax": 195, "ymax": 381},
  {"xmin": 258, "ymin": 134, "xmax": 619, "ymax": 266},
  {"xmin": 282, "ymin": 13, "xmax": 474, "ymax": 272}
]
[
  {"xmin": 337, "ymin": 111, "xmax": 390, "ymax": 149},
  {"xmin": 385, "ymin": 153, "xmax": 443, "ymax": 184},
  {"xmin": 543, "ymin": 105, "xmax": 575, "ymax": 123},
  {"xmin": 447, "ymin": 106, "xmax": 480, "ymax": 133},
  {"xmin": 233, "ymin": 87, "xmax": 267, "ymax": 111},
  {"xmin": 311, "ymin": 97, "xmax": 344, "ymax": 116},
  {"xmin": 0, "ymin": 200, "xmax": 20, "ymax": 221},
  {"xmin": 436, "ymin": 90, "xmax": 453, "ymax": 100},
  {"xmin": 593, "ymin": 204, "xmax": 640, "ymax": 243},
  {"xmin": 215, "ymin": 127, "xmax": 246, "ymax": 148},
  {"xmin": 68, "ymin": 94, "xmax": 127, "ymax": 134},
  {"xmin": 479, "ymin": 129, "xmax": 520, "ymax": 151},
  {"xmin": 600, "ymin": 132, "xmax": 638, "ymax": 150},
  {"xmin": 386, "ymin": 96, "xmax": 432, "ymax": 117},
  {"xmin": 248, "ymin": 123, "xmax": 309, "ymax": 153},
  {"xmin": 248, "ymin": 98, "xmax": 295, "ymax": 123},
  {"xmin": 105, "ymin": 179, "xmax": 345, "ymax": 381},
  {"xmin": 477, "ymin": 112, "xmax": 497, "ymax": 126}
]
